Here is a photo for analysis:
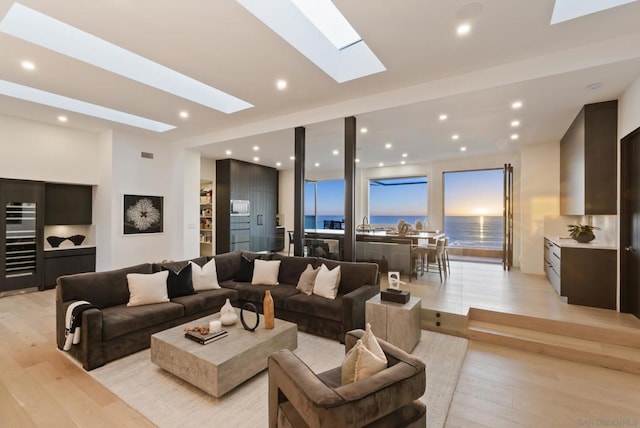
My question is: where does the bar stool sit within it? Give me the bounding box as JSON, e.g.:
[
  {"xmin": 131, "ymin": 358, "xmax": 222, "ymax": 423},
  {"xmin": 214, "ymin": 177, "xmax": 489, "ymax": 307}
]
[
  {"xmin": 425, "ymin": 238, "xmax": 445, "ymax": 282},
  {"xmin": 443, "ymin": 237, "xmax": 451, "ymax": 274}
]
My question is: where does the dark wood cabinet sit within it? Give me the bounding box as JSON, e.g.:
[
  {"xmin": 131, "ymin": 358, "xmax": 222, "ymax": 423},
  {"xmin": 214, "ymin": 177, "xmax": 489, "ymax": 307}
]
[
  {"xmin": 216, "ymin": 159, "xmax": 278, "ymax": 253},
  {"xmin": 43, "ymin": 247, "xmax": 96, "ymax": 289},
  {"xmin": 543, "ymin": 238, "xmax": 616, "ymax": 309},
  {"xmin": 560, "ymin": 100, "xmax": 617, "ymax": 215},
  {"xmin": 45, "ymin": 183, "xmax": 93, "ymax": 225}
]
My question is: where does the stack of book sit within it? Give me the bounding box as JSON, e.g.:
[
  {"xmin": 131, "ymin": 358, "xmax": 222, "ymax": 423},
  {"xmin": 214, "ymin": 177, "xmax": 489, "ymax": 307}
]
[{"xmin": 184, "ymin": 329, "xmax": 228, "ymax": 345}]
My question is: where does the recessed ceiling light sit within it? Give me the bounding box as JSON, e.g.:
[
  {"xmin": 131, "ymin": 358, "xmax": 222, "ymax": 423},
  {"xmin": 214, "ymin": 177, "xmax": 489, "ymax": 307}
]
[
  {"xmin": 511, "ymin": 134, "xmax": 519, "ymax": 140},
  {"xmin": 511, "ymin": 101, "xmax": 523, "ymax": 109},
  {"xmin": 460, "ymin": 146, "xmax": 467, "ymax": 152},
  {"xmin": 253, "ymin": 146, "xmax": 260, "ymax": 151},
  {"xmin": 401, "ymin": 161, "xmax": 406, "ymax": 165},
  {"xmin": 439, "ymin": 114, "xmax": 448, "ymax": 121},
  {"xmin": 314, "ymin": 162, "xmax": 320, "ymax": 167},
  {"xmin": 21, "ymin": 60, "xmax": 35, "ymax": 70},
  {"xmin": 355, "ymin": 158, "xmax": 360, "ymax": 163},
  {"xmin": 385, "ymin": 143, "xmax": 392, "ymax": 149},
  {"xmin": 0, "ymin": 3, "xmax": 252, "ymax": 114},
  {"xmin": 0, "ymin": 80, "xmax": 175, "ymax": 132},
  {"xmin": 253, "ymin": 156, "xmax": 260, "ymax": 162},
  {"xmin": 511, "ymin": 120, "xmax": 520, "ymax": 127},
  {"xmin": 452, "ymin": 134, "xmax": 459, "ymax": 140},
  {"xmin": 456, "ymin": 23, "xmax": 471, "ymax": 36},
  {"xmin": 332, "ymin": 149, "xmax": 339, "ymax": 155},
  {"xmin": 57, "ymin": 115, "xmax": 67, "ymax": 122},
  {"xmin": 276, "ymin": 79, "xmax": 287, "ymax": 90},
  {"xmin": 360, "ymin": 127, "xmax": 368, "ymax": 134},
  {"xmin": 402, "ymin": 153, "xmax": 408, "ymax": 158},
  {"xmin": 378, "ymin": 162, "xmax": 384, "ymax": 167},
  {"xmin": 290, "ymin": 156, "xmax": 295, "ymax": 160},
  {"xmin": 225, "ymin": 150, "xmax": 232, "ymax": 155},
  {"xmin": 276, "ymin": 162, "xmax": 282, "ymax": 167},
  {"xmin": 586, "ymin": 82, "xmax": 602, "ymax": 90},
  {"xmin": 179, "ymin": 111, "xmax": 189, "ymax": 119}
]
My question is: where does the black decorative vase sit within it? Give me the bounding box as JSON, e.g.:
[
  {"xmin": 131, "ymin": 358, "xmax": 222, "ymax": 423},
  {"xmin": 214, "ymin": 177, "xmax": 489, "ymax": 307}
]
[{"xmin": 46, "ymin": 236, "xmax": 65, "ymax": 247}]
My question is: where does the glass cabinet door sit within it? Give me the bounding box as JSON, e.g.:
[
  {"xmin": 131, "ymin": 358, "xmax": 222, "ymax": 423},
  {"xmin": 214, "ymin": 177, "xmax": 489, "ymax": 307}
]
[{"xmin": 5, "ymin": 202, "xmax": 38, "ymax": 280}]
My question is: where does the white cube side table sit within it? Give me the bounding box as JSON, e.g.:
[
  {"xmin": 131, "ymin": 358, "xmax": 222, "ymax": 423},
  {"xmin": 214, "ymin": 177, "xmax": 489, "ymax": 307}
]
[{"xmin": 365, "ymin": 294, "xmax": 421, "ymax": 353}]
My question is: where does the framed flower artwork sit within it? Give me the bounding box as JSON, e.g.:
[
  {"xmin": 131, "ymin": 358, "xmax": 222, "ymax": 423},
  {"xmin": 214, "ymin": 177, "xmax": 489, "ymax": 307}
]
[{"xmin": 123, "ymin": 194, "xmax": 163, "ymax": 235}]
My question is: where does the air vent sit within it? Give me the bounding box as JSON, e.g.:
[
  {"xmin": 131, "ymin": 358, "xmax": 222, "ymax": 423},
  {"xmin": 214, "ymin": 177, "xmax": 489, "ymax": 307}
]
[{"xmin": 141, "ymin": 152, "xmax": 154, "ymax": 159}]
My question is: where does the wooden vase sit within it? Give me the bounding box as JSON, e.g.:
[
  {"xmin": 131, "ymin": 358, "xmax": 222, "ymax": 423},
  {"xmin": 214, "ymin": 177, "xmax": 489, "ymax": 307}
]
[{"xmin": 263, "ymin": 290, "xmax": 274, "ymax": 329}]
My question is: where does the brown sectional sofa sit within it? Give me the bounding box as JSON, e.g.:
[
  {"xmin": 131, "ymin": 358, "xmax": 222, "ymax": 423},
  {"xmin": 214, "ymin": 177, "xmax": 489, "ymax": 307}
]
[{"xmin": 56, "ymin": 251, "xmax": 379, "ymax": 370}]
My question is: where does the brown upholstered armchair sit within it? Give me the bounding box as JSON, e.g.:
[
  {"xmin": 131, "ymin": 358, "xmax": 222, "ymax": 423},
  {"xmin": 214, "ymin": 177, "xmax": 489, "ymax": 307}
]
[{"xmin": 268, "ymin": 329, "xmax": 426, "ymax": 427}]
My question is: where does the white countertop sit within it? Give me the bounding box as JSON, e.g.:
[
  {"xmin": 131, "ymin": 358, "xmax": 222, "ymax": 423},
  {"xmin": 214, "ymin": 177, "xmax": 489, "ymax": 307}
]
[{"xmin": 545, "ymin": 236, "xmax": 616, "ymax": 250}]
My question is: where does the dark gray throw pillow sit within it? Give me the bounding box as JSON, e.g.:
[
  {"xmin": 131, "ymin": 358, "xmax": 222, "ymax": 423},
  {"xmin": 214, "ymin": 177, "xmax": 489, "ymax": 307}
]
[
  {"xmin": 235, "ymin": 254, "xmax": 255, "ymax": 282},
  {"xmin": 162, "ymin": 263, "xmax": 195, "ymax": 298}
]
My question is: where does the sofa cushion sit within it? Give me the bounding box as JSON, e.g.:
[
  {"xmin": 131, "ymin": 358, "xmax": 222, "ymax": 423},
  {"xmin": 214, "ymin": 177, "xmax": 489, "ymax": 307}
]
[
  {"xmin": 212, "ymin": 252, "xmax": 241, "ymax": 282},
  {"xmin": 296, "ymin": 264, "xmax": 319, "ymax": 295},
  {"xmin": 272, "ymin": 255, "xmax": 318, "ymax": 285},
  {"xmin": 317, "ymin": 258, "xmax": 379, "ymax": 295},
  {"xmin": 191, "ymin": 259, "xmax": 220, "ymax": 291},
  {"xmin": 163, "ymin": 263, "xmax": 195, "ymax": 298},
  {"xmin": 171, "ymin": 288, "xmax": 238, "ymax": 316},
  {"xmin": 153, "ymin": 257, "xmax": 208, "ymax": 273},
  {"xmin": 102, "ymin": 302, "xmax": 184, "ymax": 341},
  {"xmin": 313, "ymin": 264, "xmax": 341, "ymax": 299},
  {"xmin": 58, "ymin": 263, "xmax": 153, "ymax": 308},
  {"xmin": 252, "ymin": 259, "xmax": 281, "ymax": 285},
  {"xmin": 235, "ymin": 283, "xmax": 299, "ymax": 309},
  {"xmin": 126, "ymin": 271, "xmax": 170, "ymax": 307},
  {"xmin": 284, "ymin": 293, "xmax": 343, "ymax": 321},
  {"xmin": 235, "ymin": 254, "xmax": 255, "ymax": 282}
]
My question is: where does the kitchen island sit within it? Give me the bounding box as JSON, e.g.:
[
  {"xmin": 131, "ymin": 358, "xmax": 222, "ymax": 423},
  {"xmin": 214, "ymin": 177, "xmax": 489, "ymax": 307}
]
[{"xmin": 304, "ymin": 229, "xmax": 444, "ymax": 275}]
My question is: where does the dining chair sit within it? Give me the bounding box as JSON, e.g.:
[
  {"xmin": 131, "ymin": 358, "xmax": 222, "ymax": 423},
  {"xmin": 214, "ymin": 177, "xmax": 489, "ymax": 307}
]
[
  {"xmin": 443, "ymin": 236, "xmax": 451, "ymax": 274},
  {"xmin": 410, "ymin": 239, "xmax": 430, "ymax": 281},
  {"xmin": 425, "ymin": 238, "xmax": 446, "ymax": 282},
  {"xmin": 287, "ymin": 231, "xmax": 294, "ymax": 256}
]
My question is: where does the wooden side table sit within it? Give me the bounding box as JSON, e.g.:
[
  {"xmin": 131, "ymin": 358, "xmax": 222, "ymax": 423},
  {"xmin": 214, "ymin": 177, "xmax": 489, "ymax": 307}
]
[{"xmin": 365, "ymin": 294, "xmax": 421, "ymax": 352}]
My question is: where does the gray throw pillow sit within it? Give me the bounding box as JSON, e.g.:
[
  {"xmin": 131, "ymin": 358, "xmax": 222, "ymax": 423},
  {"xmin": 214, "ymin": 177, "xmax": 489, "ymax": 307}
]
[{"xmin": 296, "ymin": 264, "xmax": 319, "ymax": 295}]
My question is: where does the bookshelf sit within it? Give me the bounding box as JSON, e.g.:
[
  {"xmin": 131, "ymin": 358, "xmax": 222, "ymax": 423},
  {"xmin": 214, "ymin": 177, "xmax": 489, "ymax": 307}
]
[{"xmin": 200, "ymin": 180, "xmax": 214, "ymax": 257}]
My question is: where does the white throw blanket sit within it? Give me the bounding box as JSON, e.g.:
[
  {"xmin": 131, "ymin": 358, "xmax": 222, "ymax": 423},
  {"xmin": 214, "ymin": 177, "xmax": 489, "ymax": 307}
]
[{"xmin": 63, "ymin": 300, "xmax": 92, "ymax": 351}]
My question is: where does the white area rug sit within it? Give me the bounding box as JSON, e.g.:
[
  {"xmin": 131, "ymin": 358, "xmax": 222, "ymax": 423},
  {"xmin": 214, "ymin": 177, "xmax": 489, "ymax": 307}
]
[{"xmin": 91, "ymin": 330, "xmax": 468, "ymax": 428}]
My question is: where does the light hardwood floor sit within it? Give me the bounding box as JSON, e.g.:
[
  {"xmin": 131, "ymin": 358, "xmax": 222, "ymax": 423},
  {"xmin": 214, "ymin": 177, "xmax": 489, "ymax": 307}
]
[{"xmin": 1, "ymin": 262, "xmax": 639, "ymax": 427}]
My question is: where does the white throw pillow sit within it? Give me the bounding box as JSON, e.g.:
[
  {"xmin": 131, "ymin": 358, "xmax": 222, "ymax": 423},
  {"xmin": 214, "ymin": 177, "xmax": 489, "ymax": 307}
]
[
  {"xmin": 296, "ymin": 264, "xmax": 319, "ymax": 295},
  {"xmin": 251, "ymin": 259, "xmax": 281, "ymax": 285},
  {"xmin": 126, "ymin": 271, "xmax": 169, "ymax": 307},
  {"xmin": 190, "ymin": 259, "xmax": 220, "ymax": 291},
  {"xmin": 341, "ymin": 323, "xmax": 387, "ymax": 385},
  {"xmin": 312, "ymin": 264, "xmax": 341, "ymax": 299}
]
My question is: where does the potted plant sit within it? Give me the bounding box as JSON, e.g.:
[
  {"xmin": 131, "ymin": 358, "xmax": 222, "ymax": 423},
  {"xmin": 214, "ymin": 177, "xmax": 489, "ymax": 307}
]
[{"xmin": 567, "ymin": 224, "xmax": 600, "ymax": 243}]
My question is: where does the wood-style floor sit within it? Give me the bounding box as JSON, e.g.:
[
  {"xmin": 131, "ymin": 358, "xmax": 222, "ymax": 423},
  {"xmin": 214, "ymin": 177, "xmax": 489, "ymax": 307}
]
[{"xmin": 1, "ymin": 262, "xmax": 639, "ymax": 427}]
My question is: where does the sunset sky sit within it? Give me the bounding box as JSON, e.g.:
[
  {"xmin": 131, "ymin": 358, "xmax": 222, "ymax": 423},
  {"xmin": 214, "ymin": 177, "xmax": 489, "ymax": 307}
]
[{"xmin": 305, "ymin": 169, "xmax": 503, "ymax": 217}]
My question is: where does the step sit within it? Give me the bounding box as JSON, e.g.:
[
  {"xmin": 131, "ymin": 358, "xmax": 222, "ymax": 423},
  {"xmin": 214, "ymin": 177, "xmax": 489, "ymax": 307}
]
[
  {"xmin": 467, "ymin": 320, "xmax": 640, "ymax": 374},
  {"xmin": 467, "ymin": 308, "xmax": 640, "ymax": 349}
]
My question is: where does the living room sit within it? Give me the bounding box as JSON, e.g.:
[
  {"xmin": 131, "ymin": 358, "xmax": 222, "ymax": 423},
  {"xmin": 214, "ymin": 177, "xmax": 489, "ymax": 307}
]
[{"xmin": 1, "ymin": 1, "xmax": 640, "ymax": 426}]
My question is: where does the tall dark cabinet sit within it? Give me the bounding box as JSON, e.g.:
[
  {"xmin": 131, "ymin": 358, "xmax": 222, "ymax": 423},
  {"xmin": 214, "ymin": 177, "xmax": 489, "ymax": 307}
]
[
  {"xmin": 0, "ymin": 179, "xmax": 44, "ymax": 292},
  {"xmin": 216, "ymin": 159, "xmax": 278, "ymax": 253},
  {"xmin": 560, "ymin": 100, "xmax": 618, "ymax": 215}
]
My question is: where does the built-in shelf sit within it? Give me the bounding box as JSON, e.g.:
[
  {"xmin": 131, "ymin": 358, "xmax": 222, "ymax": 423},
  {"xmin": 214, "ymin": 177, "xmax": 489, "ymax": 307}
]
[{"xmin": 200, "ymin": 180, "xmax": 214, "ymax": 257}]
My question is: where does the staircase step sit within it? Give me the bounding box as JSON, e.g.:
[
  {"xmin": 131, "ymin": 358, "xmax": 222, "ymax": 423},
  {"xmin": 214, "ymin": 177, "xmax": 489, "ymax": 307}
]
[
  {"xmin": 468, "ymin": 308, "xmax": 640, "ymax": 349},
  {"xmin": 467, "ymin": 320, "xmax": 640, "ymax": 374}
]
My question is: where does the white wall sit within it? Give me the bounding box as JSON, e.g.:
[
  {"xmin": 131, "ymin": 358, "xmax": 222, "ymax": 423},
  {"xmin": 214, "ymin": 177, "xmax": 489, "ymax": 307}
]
[
  {"xmin": 520, "ymin": 142, "xmax": 560, "ymax": 274},
  {"xmin": 0, "ymin": 115, "xmax": 101, "ymax": 184},
  {"xmin": 619, "ymin": 75, "xmax": 640, "ymax": 138},
  {"xmin": 104, "ymin": 130, "xmax": 175, "ymax": 268}
]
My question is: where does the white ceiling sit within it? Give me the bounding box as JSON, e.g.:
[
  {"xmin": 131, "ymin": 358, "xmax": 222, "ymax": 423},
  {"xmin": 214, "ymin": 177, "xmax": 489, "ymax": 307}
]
[{"xmin": 1, "ymin": 0, "xmax": 640, "ymax": 171}]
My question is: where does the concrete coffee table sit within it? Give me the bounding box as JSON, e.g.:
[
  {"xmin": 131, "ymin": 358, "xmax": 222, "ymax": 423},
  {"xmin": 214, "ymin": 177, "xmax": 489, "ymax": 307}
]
[{"xmin": 150, "ymin": 309, "xmax": 297, "ymax": 397}]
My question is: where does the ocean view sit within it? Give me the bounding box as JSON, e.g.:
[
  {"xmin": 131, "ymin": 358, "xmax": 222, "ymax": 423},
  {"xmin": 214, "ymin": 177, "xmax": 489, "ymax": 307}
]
[{"xmin": 305, "ymin": 215, "xmax": 503, "ymax": 249}]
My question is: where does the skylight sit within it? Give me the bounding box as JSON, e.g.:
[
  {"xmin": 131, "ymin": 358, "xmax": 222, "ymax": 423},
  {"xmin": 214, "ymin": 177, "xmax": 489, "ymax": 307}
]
[
  {"xmin": 236, "ymin": 0, "xmax": 385, "ymax": 83},
  {"xmin": 551, "ymin": 0, "xmax": 639, "ymax": 24},
  {"xmin": 0, "ymin": 3, "xmax": 253, "ymax": 114},
  {"xmin": 0, "ymin": 80, "xmax": 176, "ymax": 132}
]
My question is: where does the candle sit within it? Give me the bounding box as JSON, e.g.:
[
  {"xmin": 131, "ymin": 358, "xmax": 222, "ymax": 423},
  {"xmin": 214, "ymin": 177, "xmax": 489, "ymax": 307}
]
[{"xmin": 209, "ymin": 320, "xmax": 222, "ymax": 333}]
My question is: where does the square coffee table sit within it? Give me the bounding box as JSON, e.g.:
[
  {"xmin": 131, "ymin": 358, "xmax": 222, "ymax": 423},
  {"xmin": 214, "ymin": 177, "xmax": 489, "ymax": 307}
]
[{"xmin": 150, "ymin": 309, "xmax": 297, "ymax": 397}]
